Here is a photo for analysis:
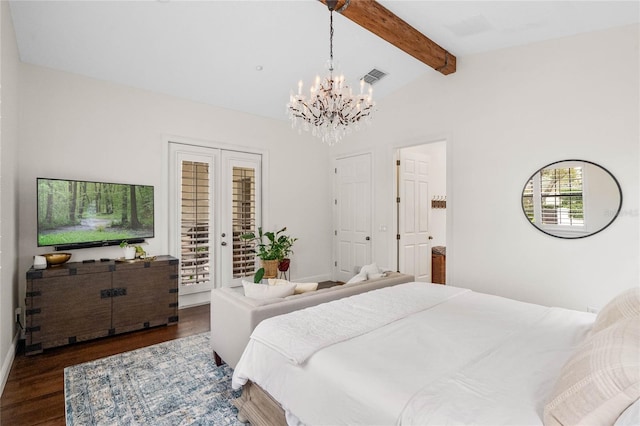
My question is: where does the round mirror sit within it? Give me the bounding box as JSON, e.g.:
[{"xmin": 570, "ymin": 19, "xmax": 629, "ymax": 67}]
[{"xmin": 521, "ymin": 160, "xmax": 622, "ymax": 239}]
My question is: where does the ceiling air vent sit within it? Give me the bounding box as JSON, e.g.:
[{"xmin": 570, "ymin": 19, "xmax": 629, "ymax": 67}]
[{"xmin": 362, "ymin": 68, "xmax": 387, "ymax": 85}]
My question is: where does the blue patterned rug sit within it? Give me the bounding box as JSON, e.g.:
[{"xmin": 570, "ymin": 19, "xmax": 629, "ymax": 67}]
[{"xmin": 64, "ymin": 333, "xmax": 243, "ymax": 425}]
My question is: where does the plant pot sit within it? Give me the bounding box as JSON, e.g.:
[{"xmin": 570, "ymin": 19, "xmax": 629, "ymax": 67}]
[
  {"xmin": 278, "ymin": 258, "xmax": 290, "ymax": 272},
  {"xmin": 123, "ymin": 246, "xmax": 136, "ymax": 260},
  {"xmin": 261, "ymin": 259, "xmax": 279, "ymax": 279}
]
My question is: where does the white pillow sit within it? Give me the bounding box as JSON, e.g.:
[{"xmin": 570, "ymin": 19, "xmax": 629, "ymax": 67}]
[
  {"xmin": 243, "ymin": 280, "xmax": 296, "ymax": 299},
  {"xmin": 345, "ymin": 271, "xmax": 368, "ymax": 285},
  {"xmin": 360, "ymin": 263, "xmax": 381, "ymax": 277},
  {"xmin": 544, "ymin": 317, "xmax": 640, "ymax": 426},
  {"xmin": 267, "ymin": 278, "xmax": 318, "ymax": 294},
  {"xmin": 346, "ymin": 263, "xmax": 385, "ymax": 285},
  {"xmin": 592, "ymin": 287, "xmax": 640, "ymax": 334},
  {"xmin": 292, "ymin": 282, "xmax": 318, "ymax": 294}
]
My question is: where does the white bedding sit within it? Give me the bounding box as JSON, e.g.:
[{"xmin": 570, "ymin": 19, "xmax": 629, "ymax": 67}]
[
  {"xmin": 250, "ymin": 282, "xmax": 468, "ymax": 365},
  {"xmin": 232, "ymin": 283, "xmax": 594, "ymax": 425}
]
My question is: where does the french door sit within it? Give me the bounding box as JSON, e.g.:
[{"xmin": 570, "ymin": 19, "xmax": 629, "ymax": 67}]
[{"xmin": 169, "ymin": 143, "xmax": 261, "ymax": 307}]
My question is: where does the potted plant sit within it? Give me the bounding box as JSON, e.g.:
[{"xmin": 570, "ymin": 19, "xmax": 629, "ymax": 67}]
[
  {"xmin": 119, "ymin": 241, "xmax": 136, "ymax": 260},
  {"xmin": 134, "ymin": 245, "xmax": 147, "ymax": 259},
  {"xmin": 277, "ymin": 234, "xmax": 297, "ymax": 273},
  {"xmin": 240, "ymin": 227, "xmax": 296, "ymax": 279}
]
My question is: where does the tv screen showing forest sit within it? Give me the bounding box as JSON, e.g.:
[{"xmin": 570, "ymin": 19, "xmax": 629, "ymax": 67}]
[{"xmin": 37, "ymin": 178, "xmax": 154, "ymax": 248}]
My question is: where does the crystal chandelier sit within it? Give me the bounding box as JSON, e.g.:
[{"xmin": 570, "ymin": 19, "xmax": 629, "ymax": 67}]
[{"xmin": 286, "ymin": 0, "xmax": 375, "ymax": 146}]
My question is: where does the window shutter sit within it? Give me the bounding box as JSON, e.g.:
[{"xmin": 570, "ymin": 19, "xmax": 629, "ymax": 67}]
[
  {"xmin": 232, "ymin": 166, "xmax": 257, "ymax": 278},
  {"xmin": 522, "ymin": 179, "xmax": 534, "ymax": 222},
  {"xmin": 180, "ymin": 161, "xmax": 211, "ymax": 286},
  {"xmin": 540, "ymin": 166, "xmax": 584, "ymax": 226}
]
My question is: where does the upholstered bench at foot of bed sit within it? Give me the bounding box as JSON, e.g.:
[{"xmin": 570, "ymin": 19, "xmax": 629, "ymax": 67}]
[{"xmin": 210, "ymin": 271, "xmax": 414, "ymax": 369}]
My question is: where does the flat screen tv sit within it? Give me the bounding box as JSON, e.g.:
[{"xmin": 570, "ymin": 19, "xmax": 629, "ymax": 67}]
[{"xmin": 37, "ymin": 177, "xmax": 154, "ymax": 250}]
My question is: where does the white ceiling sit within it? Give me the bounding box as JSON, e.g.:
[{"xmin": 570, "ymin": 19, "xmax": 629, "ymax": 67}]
[{"xmin": 9, "ymin": 1, "xmax": 640, "ymax": 122}]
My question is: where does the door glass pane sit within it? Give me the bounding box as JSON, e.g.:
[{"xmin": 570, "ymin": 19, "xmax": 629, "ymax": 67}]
[
  {"xmin": 180, "ymin": 161, "xmax": 211, "ymax": 287},
  {"xmin": 232, "ymin": 166, "xmax": 256, "ymax": 278}
]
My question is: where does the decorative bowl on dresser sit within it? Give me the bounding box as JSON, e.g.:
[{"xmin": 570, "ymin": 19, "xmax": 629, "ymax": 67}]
[{"xmin": 42, "ymin": 252, "xmax": 72, "ymax": 267}]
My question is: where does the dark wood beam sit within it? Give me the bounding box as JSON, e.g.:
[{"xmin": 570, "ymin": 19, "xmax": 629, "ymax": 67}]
[{"xmin": 320, "ymin": 0, "xmax": 456, "ymax": 75}]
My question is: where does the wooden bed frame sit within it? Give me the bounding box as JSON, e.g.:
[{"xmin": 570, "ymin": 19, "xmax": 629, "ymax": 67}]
[{"xmin": 234, "ymin": 381, "xmax": 287, "ymax": 426}]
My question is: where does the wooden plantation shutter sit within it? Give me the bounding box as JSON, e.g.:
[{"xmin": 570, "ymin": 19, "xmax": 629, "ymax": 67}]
[
  {"xmin": 180, "ymin": 161, "xmax": 211, "ymax": 286},
  {"xmin": 522, "ymin": 179, "xmax": 534, "ymax": 223},
  {"xmin": 232, "ymin": 166, "xmax": 257, "ymax": 278}
]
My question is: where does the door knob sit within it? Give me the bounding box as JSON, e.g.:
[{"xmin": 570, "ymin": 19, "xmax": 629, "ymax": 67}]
[
  {"xmin": 365, "ymin": 236, "xmax": 370, "ymax": 241},
  {"xmin": 428, "ymin": 236, "xmax": 433, "ymax": 240},
  {"xmin": 221, "ymin": 233, "xmax": 226, "ymax": 237},
  {"xmin": 221, "ymin": 242, "xmax": 227, "ymax": 246}
]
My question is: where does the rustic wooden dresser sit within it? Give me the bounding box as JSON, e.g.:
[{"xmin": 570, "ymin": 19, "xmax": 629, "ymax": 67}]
[{"xmin": 25, "ymin": 255, "xmax": 178, "ymax": 355}]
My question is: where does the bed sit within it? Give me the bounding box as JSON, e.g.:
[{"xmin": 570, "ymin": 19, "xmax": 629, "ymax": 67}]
[{"xmin": 231, "ymin": 282, "xmax": 640, "ymax": 425}]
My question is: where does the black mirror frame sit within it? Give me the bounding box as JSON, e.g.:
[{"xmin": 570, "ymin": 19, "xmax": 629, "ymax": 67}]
[{"xmin": 521, "ymin": 159, "xmax": 623, "ymax": 239}]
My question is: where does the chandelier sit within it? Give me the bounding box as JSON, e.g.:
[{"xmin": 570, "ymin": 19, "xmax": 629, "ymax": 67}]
[{"xmin": 286, "ymin": 0, "xmax": 375, "ymax": 146}]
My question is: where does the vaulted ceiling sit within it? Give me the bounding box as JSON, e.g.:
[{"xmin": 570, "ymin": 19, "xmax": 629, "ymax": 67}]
[{"xmin": 9, "ymin": 1, "xmax": 639, "ymax": 121}]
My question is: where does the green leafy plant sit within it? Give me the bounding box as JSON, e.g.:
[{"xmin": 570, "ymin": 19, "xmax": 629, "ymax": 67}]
[
  {"xmin": 119, "ymin": 240, "xmax": 129, "ymax": 248},
  {"xmin": 278, "ymin": 235, "xmax": 297, "ymax": 259},
  {"xmin": 134, "ymin": 245, "xmax": 146, "ymax": 257},
  {"xmin": 240, "ymin": 227, "xmax": 297, "ymax": 261},
  {"xmin": 253, "ymin": 267, "xmax": 265, "ymax": 283}
]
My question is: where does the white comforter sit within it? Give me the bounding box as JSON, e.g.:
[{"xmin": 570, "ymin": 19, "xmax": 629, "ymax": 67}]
[
  {"xmin": 232, "ymin": 283, "xmax": 594, "ymax": 425},
  {"xmin": 249, "ymin": 283, "xmax": 468, "ymax": 365}
]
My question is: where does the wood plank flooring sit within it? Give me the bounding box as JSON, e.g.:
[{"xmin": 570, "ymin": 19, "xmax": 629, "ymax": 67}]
[{"xmin": 0, "ymin": 304, "xmax": 210, "ymax": 425}]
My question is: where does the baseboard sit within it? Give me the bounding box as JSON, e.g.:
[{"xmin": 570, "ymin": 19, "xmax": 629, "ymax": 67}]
[
  {"xmin": 0, "ymin": 330, "xmax": 19, "ymax": 398},
  {"xmin": 179, "ymin": 300, "xmax": 210, "ymax": 309},
  {"xmin": 179, "ymin": 291, "xmax": 212, "ymax": 308}
]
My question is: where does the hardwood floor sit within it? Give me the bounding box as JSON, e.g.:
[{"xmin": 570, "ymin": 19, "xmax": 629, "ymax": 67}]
[{"xmin": 0, "ymin": 304, "xmax": 210, "ymax": 425}]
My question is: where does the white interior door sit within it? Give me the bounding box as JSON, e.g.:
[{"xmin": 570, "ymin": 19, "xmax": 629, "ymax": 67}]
[
  {"xmin": 169, "ymin": 143, "xmax": 262, "ymax": 307},
  {"xmin": 334, "ymin": 154, "xmax": 372, "ymax": 282},
  {"xmin": 399, "ymin": 149, "xmax": 431, "ymax": 282}
]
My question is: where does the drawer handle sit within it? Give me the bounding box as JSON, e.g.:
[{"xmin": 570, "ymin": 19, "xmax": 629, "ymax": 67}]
[{"xmin": 101, "ymin": 288, "xmax": 128, "ymax": 298}]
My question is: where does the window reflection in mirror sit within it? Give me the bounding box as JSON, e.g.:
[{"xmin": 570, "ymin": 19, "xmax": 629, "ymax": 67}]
[{"xmin": 522, "ymin": 160, "xmax": 622, "ymax": 239}]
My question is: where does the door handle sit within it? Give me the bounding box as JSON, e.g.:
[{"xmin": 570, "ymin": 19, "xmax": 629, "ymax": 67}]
[
  {"xmin": 221, "ymin": 242, "xmax": 227, "ymax": 246},
  {"xmin": 428, "ymin": 236, "xmax": 433, "ymax": 240},
  {"xmin": 365, "ymin": 236, "xmax": 370, "ymax": 241},
  {"xmin": 221, "ymin": 233, "xmax": 226, "ymax": 237}
]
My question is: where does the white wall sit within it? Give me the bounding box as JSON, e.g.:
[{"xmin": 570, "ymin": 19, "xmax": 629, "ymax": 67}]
[
  {"xmin": 332, "ymin": 24, "xmax": 639, "ymax": 311},
  {"xmin": 0, "ymin": 0, "xmax": 21, "ymax": 395},
  {"xmin": 17, "ymin": 64, "xmax": 333, "ymax": 312}
]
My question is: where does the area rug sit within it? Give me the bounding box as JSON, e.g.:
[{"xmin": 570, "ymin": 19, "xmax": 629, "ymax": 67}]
[{"xmin": 64, "ymin": 333, "xmax": 243, "ymax": 425}]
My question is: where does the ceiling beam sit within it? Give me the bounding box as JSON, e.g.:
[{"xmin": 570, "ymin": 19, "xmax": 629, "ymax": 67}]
[{"xmin": 320, "ymin": 0, "xmax": 456, "ymax": 75}]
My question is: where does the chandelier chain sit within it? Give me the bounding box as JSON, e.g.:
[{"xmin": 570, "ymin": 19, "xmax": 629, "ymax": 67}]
[{"xmin": 329, "ymin": 11, "xmax": 334, "ymax": 70}]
